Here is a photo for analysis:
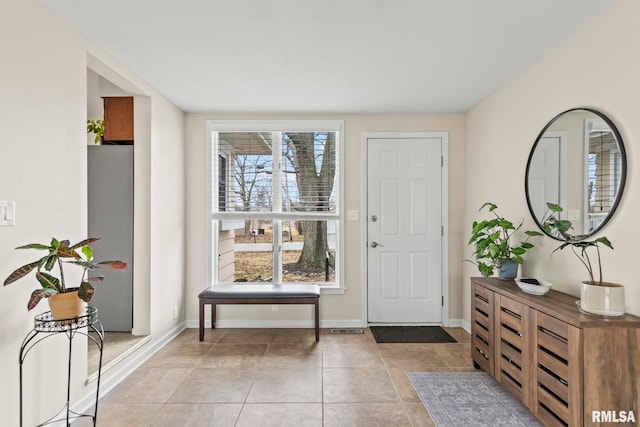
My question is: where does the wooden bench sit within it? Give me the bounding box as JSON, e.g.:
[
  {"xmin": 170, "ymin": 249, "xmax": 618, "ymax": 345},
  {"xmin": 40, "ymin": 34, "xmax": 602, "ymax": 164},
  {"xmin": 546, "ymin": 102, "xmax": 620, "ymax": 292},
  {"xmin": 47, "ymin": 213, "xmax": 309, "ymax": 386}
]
[{"xmin": 198, "ymin": 284, "xmax": 320, "ymax": 342}]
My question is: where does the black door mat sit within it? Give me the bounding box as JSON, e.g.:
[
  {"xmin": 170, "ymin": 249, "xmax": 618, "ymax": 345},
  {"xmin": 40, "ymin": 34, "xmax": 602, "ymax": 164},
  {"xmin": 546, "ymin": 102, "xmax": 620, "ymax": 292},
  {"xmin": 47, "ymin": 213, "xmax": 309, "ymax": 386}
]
[{"xmin": 369, "ymin": 326, "xmax": 457, "ymax": 343}]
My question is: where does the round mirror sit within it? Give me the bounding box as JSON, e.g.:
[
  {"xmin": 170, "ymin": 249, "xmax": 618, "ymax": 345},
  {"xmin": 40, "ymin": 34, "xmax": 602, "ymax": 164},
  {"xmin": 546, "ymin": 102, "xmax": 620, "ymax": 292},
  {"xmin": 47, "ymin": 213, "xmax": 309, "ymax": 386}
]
[{"xmin": 525, "ymin": 108, "xmax": 626, "ymax": 240}]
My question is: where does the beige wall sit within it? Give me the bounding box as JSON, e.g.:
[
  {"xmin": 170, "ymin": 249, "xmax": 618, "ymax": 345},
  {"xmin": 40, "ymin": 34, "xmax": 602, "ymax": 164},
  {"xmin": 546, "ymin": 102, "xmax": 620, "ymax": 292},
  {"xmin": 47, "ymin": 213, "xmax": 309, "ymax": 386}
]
[
  {"xmin": 185, "ymin": 113, "xmax": 465, "ymax": 325},
  {"xmin": 0, "ymin": 0, "xmax": 185, "ymax": 424},
  {"xmin": 463, "ymin": 0, "xmax": 639, "ymax": 322}
]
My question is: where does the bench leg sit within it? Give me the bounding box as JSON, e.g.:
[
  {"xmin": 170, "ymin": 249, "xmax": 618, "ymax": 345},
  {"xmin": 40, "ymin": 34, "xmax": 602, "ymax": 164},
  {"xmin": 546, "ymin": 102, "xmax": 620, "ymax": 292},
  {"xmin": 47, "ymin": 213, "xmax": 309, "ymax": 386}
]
[
  {"xmin": 315, "ymin": 299, "xmax": 319, "ymax": 342},
  {"xmin": 211, "ymin": 303, "xmax": 216, "ymax": 329},
  {"xmin": 199, "ymin": 299, "xmax": 205, "ymax": 342}
]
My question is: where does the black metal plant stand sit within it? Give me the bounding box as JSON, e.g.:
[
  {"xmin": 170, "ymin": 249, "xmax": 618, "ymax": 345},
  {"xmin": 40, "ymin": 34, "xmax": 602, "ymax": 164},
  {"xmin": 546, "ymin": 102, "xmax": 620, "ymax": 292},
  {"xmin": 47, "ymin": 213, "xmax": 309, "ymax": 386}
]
[{"xmin": 19, "ymin": 307, "xmax": 104, "ymax": 427}]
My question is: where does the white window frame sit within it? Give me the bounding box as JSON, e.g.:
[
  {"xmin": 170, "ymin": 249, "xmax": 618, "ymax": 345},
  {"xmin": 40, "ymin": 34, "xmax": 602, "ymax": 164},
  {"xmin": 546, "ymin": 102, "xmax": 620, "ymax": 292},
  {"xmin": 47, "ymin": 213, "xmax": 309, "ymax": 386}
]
[{"xmin": 205, "ymin": 120, "xmax": 345, "ymax": 292}]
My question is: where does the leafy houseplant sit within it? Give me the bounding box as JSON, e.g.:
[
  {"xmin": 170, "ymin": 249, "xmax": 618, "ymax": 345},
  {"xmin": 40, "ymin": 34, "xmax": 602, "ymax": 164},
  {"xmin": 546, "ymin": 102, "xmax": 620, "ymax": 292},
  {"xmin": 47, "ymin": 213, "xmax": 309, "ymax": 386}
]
[
  {"xmin": 87, "ymin": 119, "xmax": 104, "ymax": 144},
  {"xmin": 468, "ymin": 202, "xmax": 542, "ymax": 278},
  {"xmin": 542, "ymin": 202, "xmax": 613, "ymax": 285},
  {"xmin": 3, "ymin": 238, "xmax": 127, "ymax": 318},
  {"xmin": 542, "ymin": 202, "xmax": 623, "ymax": 316}
]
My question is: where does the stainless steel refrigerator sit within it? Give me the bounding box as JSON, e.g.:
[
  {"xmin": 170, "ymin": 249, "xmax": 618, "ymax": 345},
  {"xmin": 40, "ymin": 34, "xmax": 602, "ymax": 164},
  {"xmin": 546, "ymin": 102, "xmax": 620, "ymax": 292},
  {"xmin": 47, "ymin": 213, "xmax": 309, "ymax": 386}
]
[{"xmin": 88, "ymin": 145, "xmax": 134, "ymax": 331}]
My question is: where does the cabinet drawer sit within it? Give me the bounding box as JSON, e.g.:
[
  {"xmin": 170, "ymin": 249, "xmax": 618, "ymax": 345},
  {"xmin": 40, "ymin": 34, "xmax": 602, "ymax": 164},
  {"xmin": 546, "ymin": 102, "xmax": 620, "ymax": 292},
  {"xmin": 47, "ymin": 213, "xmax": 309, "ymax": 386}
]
[
  {"xmin": 474, "ymin": 305, "xmax": 491, "ymax": 331},
  {"xmin": 533, "ymin": 310, "xmax": 581, "ymax": 427},
  {"xmin": 495, "ymin": 295, "xmax": 530, "ymax": 406},
  {"xmin": 471, "ymin": 284, "xmax": 494, "ymax": 375},
  {"xmin": 535, "ymin": 312, "xmax": 570, "ymax": 375},
  {"xmin": 537, "ymin": 311, "xmax": 569, "ymax": 342},
  {"xmin": 538, "ymin": 366, "xmax": 568, "ymax": 404},
  {"xmin": 498, "ymin": 296, "xmax": 525, "ymax": 347},
  {"xmin": 537, "ymin": 324, "xmax": 569, "ymax": 361},
  {"xmin": 499, "ymin": 307, "xmax": 524, "ymax": 336},
  {"xmin": 499, "ymin": 294, "xmax": 525, "ymax": 317},
  {"xmin": 537, "ymin": 399, "xmax": 570, "ymax": 427},
  {"xmin": 473, "ymin": 285, "xmax": 492, "ymax": 315}
]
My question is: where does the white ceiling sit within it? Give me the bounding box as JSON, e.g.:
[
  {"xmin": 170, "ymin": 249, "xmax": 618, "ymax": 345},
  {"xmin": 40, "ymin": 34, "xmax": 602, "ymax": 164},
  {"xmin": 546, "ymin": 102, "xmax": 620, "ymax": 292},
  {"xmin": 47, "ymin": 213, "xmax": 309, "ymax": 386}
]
[{"xmin": 41, "ymin": 0, "xmax": 616, "ymax": 114}]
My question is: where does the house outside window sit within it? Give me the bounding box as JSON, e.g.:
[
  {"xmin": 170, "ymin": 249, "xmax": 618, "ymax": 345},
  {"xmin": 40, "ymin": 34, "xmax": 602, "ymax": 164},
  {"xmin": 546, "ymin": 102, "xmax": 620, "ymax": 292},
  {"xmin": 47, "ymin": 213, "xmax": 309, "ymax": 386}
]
[{"xmin": 207, "ymin": 120, "xmax": 343, "ymax": 289}]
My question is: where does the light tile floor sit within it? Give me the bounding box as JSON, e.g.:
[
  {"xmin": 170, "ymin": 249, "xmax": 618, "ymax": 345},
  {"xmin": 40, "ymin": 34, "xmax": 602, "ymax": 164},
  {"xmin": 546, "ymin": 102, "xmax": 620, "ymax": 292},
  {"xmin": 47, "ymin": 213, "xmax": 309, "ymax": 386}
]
[{"xmin": 80, "ymin": 327, "xmax": 474, "ymax": 426}]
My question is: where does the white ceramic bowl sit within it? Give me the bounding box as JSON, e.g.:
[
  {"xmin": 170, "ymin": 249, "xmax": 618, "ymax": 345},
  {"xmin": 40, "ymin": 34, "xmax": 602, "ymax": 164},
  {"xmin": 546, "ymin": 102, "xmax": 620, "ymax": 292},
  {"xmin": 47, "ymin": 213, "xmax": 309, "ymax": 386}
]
[{"xmin": 515, "ymin": 278, "xmax": 552, "ymax": 295}]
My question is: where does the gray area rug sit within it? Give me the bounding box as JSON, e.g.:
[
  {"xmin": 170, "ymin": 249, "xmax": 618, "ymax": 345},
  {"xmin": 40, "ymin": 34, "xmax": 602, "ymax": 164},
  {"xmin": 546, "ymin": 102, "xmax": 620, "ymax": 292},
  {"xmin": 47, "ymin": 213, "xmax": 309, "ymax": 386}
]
[{"xmin": 407, "ymin": 372, "xmax": 541, "ymax": 427}]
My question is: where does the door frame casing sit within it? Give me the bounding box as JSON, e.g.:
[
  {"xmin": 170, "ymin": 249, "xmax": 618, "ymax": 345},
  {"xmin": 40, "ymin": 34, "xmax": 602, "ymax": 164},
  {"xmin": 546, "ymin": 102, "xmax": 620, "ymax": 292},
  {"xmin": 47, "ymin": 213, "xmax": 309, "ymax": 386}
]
[{"xmin": 361, "ymin": 132, "xmax": 449, "ymax": 326}]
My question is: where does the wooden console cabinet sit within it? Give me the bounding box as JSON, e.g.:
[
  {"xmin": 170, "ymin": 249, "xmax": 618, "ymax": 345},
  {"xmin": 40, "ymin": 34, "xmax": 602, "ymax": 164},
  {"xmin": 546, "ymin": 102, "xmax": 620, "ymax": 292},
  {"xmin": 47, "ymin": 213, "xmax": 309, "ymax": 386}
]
[{"xmin": 471, "ymin": 277, "xmax": 640, "ymax": 427}]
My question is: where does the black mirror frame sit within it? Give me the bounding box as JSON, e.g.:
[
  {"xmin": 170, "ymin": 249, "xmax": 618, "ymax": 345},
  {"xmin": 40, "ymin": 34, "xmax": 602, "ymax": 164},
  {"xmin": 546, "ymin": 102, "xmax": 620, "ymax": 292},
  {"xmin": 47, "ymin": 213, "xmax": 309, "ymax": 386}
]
[{"xmin": 525, "ymin": 107, "xmax": 627, "ymax": 241}]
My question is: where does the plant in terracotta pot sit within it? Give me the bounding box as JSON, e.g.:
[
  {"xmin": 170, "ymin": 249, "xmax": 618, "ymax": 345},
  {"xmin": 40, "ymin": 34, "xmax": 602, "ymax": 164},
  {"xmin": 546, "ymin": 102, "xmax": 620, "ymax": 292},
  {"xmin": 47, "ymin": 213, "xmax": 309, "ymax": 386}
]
[
  {"xmin": 3, "ymin": 237, "xmax": 127, "ymax": 320},
  {"xmin": 468, "ymin": 202, "xmax": 542, "ymax": 279},
  {"xmin": 542, "ymin": 202, "xmax": 622, "ymax": 316}
]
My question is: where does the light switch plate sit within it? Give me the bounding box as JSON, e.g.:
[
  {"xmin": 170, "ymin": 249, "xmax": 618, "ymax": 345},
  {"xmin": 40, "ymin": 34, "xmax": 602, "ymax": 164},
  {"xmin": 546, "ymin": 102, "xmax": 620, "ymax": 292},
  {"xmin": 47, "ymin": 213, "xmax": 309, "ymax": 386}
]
[
  {"xmin": 0, "ymin": 201, "xmax": 15, "ymax": 226},
  {"xmin": 347, "ymin": 209, "xmax": 359, "ymax": 221}
]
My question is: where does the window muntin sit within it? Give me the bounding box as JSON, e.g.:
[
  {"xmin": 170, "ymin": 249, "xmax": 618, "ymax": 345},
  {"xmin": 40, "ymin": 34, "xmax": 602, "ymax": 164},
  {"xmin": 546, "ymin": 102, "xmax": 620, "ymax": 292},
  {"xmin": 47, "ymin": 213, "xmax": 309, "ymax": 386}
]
[{"xmin": 209, "ymin": 121, "xmax": 342, "ymax": 287}]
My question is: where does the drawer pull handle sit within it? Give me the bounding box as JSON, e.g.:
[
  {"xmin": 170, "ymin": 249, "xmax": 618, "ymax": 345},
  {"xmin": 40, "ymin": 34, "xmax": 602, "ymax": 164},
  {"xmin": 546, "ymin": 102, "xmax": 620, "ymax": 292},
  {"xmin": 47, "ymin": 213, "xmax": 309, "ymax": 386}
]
[{"xmin": 477, "ymin": 349, "xmax": 489, "ymax": 360}]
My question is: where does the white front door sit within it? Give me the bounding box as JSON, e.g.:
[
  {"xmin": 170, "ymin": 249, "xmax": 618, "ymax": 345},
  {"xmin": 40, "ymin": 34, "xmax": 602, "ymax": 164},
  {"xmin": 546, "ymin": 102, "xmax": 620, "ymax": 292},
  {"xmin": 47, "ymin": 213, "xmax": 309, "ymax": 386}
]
[{"xmin": 366, "ymin": 136, "xmax": 444, "ymax": 324}]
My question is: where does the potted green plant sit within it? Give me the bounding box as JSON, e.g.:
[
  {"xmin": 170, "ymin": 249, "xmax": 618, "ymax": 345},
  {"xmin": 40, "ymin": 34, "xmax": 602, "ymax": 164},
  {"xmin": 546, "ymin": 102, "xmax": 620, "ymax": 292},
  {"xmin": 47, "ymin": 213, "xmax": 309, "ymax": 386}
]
[
  {"xmin": 3, "ymin": 237, "xmax": 127, "ymax": 320},
  {"xmin": 542, "ymin": 203, "xmax": 623, "ymax": 316},
  {"xmin": 468, "ymin": 202, "xmax": 542, "ymax": 279},
  {"xmin": 87, "ymin": 119, "xmax": 104, "ymax": 144}
]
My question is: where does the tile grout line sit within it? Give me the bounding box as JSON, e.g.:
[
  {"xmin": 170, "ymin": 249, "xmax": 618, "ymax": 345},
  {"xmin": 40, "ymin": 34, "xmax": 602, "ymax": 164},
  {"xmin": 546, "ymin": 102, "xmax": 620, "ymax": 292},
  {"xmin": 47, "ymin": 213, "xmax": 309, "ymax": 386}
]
[
  {"xmin": 235, "ymin": 332, "xmax": 274, "ymax": 426},
  {"xmin": 152, "ymin": 333, "xmax": 218, "ymax": 411},
  {"xmin": 374, "ymin": 337, "xmax": 416, "ymax": 426}
]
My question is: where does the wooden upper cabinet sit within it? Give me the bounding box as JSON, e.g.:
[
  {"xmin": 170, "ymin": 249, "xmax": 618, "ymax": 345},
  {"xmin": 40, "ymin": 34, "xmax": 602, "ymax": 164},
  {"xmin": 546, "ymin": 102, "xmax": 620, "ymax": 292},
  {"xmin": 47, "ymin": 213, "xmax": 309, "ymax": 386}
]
[{"xmin": 103, "ymin": 96, "xmax": 134, "ymax": 143}]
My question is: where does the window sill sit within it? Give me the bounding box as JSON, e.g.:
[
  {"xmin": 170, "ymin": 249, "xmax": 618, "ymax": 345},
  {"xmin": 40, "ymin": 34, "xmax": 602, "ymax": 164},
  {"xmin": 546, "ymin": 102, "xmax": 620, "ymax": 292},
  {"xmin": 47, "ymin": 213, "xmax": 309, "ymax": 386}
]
[{"xmin": 319, "ymin": 285, "xmax": 346, "ymax": 295}]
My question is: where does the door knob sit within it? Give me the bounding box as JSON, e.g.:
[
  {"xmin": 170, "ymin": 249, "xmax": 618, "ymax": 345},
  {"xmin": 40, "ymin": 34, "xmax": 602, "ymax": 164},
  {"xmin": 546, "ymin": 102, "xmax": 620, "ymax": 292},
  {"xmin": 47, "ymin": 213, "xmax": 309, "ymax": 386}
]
[
  {"xmin": 370, "ymin": 241, "xmax": 384, "ymax": 248},
  {"xmin": 370, "ymin": 215, "xmax": 378, "ymax": 222}
]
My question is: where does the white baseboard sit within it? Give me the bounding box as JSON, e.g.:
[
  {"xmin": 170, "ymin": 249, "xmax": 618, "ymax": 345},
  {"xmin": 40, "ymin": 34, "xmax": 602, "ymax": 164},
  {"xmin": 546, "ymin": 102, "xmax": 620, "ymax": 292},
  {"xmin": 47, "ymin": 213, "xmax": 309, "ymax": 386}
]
[
  {"xmin": 447, "ymin": 318, "xmax": 471, "ymax": 334},
  {"xmin": 185, "ymin": 318, "xmax": 366, "ymax": 329},
  {"xmin": 186, "ymin": 318, "xmax": 470, "ymax": 330},
  {"xmin": 447, "ymin": 318, "xmax": 463, "ymax": 327},
  {"xmin": 449, "ymin": 319, "xmax": 471, "ymax": 333},
  {"xmin": 65, "ymin": 322, "xmax": 187, "ymax": 426}
]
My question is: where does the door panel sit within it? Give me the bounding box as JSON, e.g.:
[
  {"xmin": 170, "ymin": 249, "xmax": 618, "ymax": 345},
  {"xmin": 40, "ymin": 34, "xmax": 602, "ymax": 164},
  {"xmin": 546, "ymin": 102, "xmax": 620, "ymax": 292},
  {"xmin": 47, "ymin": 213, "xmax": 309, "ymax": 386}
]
[{"xmin": 367, "ymin": 137, "xmax": 443, "ymax": 323}]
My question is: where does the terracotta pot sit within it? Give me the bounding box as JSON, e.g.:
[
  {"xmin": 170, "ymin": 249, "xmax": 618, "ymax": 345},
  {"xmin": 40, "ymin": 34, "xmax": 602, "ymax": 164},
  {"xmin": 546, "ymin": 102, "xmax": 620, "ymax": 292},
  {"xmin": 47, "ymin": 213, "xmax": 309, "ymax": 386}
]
[
  {"xmin": 580, "ymin": 281, "xmax": 625, "ymax": 317},
  {"xmin": 48, "ymin": 290, "xmax": 86, "ymax": 321}
]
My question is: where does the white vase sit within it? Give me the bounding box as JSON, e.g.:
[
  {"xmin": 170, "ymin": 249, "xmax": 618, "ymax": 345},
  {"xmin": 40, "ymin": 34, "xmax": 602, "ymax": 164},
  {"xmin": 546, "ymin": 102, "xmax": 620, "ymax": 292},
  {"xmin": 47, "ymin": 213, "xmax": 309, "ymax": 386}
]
[{"xmin": 580, "ymin": 281, "xmax": 625, "ymax": 317}]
